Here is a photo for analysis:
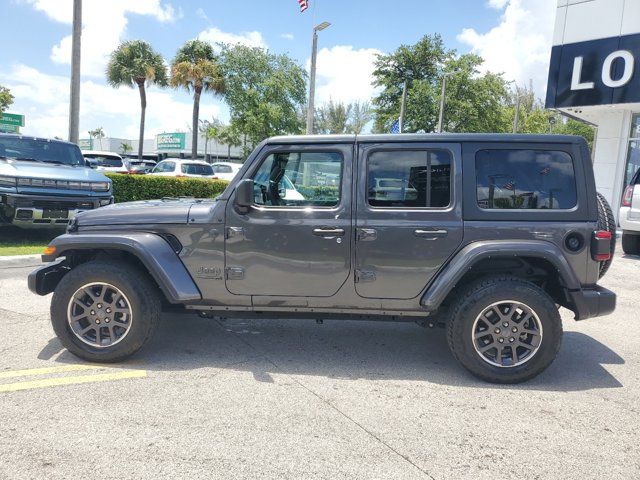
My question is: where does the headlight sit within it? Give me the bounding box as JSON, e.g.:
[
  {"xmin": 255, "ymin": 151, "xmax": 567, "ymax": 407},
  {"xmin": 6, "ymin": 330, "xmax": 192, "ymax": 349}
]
[
  {"xmin": 91, "ymin": 181, "xmax": 110, "ymax": 192},
  {"xmin": 0, "ymin": 175, "xmax": 17, "ymax": 187}
]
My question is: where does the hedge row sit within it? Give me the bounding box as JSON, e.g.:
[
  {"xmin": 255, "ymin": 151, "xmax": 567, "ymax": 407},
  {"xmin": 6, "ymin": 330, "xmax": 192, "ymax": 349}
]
[{"xmin": 105, "ymin": 173, "xmax": 229, "ymax": 203}]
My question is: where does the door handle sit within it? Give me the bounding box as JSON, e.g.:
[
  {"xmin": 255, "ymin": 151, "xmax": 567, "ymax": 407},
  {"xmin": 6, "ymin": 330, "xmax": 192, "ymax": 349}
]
[
  {"xmin": 414, "ymin": 229, "xmax": 448, "ymax": 240},
  {"xmin": 313, "ymin": 227, "xmax": 345, "ymax": 237}
]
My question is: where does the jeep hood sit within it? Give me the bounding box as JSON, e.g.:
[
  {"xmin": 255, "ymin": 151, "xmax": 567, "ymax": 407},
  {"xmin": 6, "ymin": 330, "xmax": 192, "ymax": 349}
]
[
  {"xmin": 0, "ymin": 158, "xmax": 108, "ymax": 182},
  {"xmin": 75, "ymin": 198, "xmax": 217, "ymax": 226}
]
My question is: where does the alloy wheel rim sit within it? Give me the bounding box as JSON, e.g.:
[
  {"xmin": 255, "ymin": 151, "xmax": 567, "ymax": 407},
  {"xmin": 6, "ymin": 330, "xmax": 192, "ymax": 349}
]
[
  {"xmin": 471, "ymin": 300, "xmax": 543, "ymax": 368},
  {"xmin": 67, "ymin": 282, "xmax": 133, "ymax": 348}
]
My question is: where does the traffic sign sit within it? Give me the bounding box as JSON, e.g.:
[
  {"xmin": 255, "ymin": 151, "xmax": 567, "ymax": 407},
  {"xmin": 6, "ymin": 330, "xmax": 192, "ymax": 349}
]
[{"xmin": 0, "ymin": 113, "xmax": 25, "ymax": 128}]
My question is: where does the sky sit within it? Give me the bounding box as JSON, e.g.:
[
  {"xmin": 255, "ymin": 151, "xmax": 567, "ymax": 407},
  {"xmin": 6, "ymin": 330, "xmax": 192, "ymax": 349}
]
[{"xmin": 0, "ymin": 0, "xmax": 557, "ymax": 140}]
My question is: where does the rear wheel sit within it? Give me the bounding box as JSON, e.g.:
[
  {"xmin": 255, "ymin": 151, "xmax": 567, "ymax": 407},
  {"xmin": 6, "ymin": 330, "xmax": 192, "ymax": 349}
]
[
  {"xmin": 596, "ymin": 192, "xmax": 616, "ymax": 278},
  {"xmin": 447, "ymin": 276, "xmax": 562, "ymax": 384},
  {"xmin": 51, "ymin": 260, "xmax": 161, "ymax": 362},
  {"xmin": 622, "ymin": 232, "xmax": 640, "ymax": 255}
]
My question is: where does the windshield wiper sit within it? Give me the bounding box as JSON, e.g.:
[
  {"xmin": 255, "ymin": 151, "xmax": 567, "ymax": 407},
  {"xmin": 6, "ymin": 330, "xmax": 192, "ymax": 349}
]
[{"xmin": 15, "ymin": 157, "xmax": 43, "ymax": 162}]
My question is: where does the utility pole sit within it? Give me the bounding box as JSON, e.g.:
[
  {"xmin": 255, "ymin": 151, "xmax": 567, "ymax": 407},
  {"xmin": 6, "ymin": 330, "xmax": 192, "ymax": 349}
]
[
  {"xmin": 68, "ymin": 0, "xmax": 82, "ymax": 143},
  {"xmin": 306, "ymin": 21, "xmax": 331, "ymax": 135},
  {"xmin": 399, "ymin": 79, "xmax": 407, "ymax": 133},
  {"xmin": 437, "ymin": 73, "xmax": 450, "ymax": 133}
]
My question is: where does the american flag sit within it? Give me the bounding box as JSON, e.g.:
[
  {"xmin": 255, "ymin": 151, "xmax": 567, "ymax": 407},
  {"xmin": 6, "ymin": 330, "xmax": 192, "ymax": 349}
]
[
  {"xmin": 503, "ymin": 181, "xmax": 516, "ymax": 191},
  {"xmin": 390, "ymin": 119, "xmax": 400, "ymax": 134},
  {"xmin": 298, "ymin": 0, "xmax": 309, "ymax": 12}
]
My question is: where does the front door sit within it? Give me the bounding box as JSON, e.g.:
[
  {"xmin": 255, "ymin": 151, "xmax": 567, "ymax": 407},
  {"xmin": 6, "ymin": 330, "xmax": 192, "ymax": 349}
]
[
  {"xmin": 224, "ymin": 143, "xmax": 353, "ymax": 297},
  {"xmin": 355, "ymin": 142, "xmax": 463, "ymax": 299}
]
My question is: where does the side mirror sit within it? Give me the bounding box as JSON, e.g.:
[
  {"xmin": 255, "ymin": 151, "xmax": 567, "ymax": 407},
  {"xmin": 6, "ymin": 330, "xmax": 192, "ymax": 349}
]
[{"xmin": 235, "ymin": 178, "xmax": 254, "ymax": 209}]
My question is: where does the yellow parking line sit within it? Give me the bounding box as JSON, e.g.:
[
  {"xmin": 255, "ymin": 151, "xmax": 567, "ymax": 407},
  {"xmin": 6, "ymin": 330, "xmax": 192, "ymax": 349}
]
[
  {"xmin": 0, "ymin": 364, "xmax": 101, "ymax": 379},
  {"xmin": 0, "ymin": 370, "xmax": 147, "ymax": 393}
]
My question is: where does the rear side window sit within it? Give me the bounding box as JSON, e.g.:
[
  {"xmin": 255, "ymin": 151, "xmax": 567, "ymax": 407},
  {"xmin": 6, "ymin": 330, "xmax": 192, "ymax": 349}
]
[
  {"xmin": 212, "ymin": 164, "xmax": 233, "ymax": 173},
  {"xmin": 476, "ymin": 149, "xmax": 577, "ymax": 210},
  {"xmin": 367, "ymin": 150, "xmax": 451, "ymax": 208},
  {"xmin": 181, "ymin": 163, "xmax": 213, "ymax": 175}
]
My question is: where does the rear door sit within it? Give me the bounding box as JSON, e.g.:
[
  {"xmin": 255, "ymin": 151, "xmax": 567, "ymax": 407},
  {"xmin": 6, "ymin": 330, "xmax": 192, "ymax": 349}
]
[{"xmin": 354, "ymin": 141, "xmax": 463, "ymax": 299}]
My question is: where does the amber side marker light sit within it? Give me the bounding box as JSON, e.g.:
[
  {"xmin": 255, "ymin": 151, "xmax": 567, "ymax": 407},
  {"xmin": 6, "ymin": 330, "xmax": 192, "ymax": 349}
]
[{"xmin": 43, "ymin": 246, "xmax": 56, "ymax": 256}]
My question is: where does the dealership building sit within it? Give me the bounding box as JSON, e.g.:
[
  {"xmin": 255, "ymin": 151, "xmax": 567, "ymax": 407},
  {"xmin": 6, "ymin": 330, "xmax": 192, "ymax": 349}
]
[{"xmin": 547, "ymin": 0, "xmax": 640, "ymax": 216}]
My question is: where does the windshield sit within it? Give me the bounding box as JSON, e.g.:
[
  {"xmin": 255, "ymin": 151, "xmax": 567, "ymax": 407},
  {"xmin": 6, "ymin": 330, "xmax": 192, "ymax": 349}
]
[
  {"xmin": 0, "ymin": 137, "xmax": 85, "ymax": 166},
  {"xmin": 181, "ymin": 163, "xmax": 213, "ymax": 176},
  {"xmin": 84, "ymin": 154, "xmax": 123, "ymax": 168}
]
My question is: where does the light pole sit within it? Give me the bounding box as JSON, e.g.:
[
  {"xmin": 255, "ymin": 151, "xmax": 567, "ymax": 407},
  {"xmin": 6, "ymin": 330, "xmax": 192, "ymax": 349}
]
[
  {"xmin": 68, "ymin": 0, "xmax": 82, "ymax": 143},
  {"xmin": 306, "ymin": 21, "xmax": 331, "ymax": 135},
  {"xmin": 436, "ymin": 72, "xmax": 452, "ymax": 133}
]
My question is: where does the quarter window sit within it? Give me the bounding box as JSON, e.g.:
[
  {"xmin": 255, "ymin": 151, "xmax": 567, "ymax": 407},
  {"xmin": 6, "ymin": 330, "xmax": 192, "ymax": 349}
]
[
  {"xmin": 367, "ymin": 150, "xmax": 452, "ymax": 208},
  {"xmin": 252, "ymin": 151, "xmax": 342, "ymax": 207},
  {"xmin": 476, "ymin": 149, "xmax": 577, "ymax": 210}
]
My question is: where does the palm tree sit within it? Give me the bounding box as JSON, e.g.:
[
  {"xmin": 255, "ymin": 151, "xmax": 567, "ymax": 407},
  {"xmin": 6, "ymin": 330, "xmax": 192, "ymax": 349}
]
[
  {"xmin": 217, "ymin": 125, "xmax": 241, "ymax": 161},
  {"xmin": 120, "ymin": 141, "xmax": 133, "ymax": 155},
  {"xmin": 107, "ymin": 40, "xmax": 168, "ymax": 159},
  {"xmin": 88, "ymin": 127, "xmax": 105, "ymax": 149},
  {"xmin": 170, "ymin": 40, "xmax": 224, "ymax": 159}
]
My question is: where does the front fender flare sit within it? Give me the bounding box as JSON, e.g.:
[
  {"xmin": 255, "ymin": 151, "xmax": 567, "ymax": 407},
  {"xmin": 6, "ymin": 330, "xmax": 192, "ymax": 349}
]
[
  {"xmin": 420, "ymin": 240, "xmax": 581, "ymax": 312},
  {"xmin": 39, "ymin": 232, "xmax": 201, "ymax": 303}
]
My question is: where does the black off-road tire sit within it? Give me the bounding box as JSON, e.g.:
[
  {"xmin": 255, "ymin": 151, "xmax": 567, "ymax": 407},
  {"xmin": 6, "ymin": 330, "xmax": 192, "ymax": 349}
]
[
  {"xmin": 622, "ymin": 232, "xmax": 640, "ymax": 255},
  {"xmin": 51, "ymin": 260, "xmax": 161, "ymax": 363},
  {"xmin": 596, "ymin": 192, "xmax": 616, "ymax": 278},
  {"xmin": 446, "ymin": 276, "xmax": 562, "ymax": 384}
]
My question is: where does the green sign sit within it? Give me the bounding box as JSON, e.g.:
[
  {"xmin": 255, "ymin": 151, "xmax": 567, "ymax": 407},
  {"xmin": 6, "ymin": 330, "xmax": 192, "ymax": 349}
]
[
  {"xmin": 0, "ymin": 113, "xmax": 25, "ymax": 127},
  {"xmin": 78, "ymin": 138, "xmax": 93, "ymax": 150},
  {"xmin": 157, "ymin": 132, "xmax": 186, "ymax": 150},
  {"xmin": 0, "ymin": 124, "xmax": 19, "ymax": 133}
]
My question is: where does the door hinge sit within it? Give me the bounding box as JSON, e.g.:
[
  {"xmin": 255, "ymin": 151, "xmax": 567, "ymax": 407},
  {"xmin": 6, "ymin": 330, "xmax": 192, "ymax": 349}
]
[
  {"xmin": 226, "ymin": 226, "xmax": 245, "ymax": 239},
  {"xmin": 355, "ymin": 269, "xmax": 376, "ymax": 283},
  {"xmin": 225, "ymin": 267, "xmax": 245, "ymax": 280},
  {"xmin": 356, "ymin": 228, "xmax": 377, "ymax": 242}
]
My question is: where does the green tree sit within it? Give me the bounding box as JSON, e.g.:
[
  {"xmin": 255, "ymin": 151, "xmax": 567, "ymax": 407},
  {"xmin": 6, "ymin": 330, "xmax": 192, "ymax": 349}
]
[
  {"xmin": 199, "ymin": 117, "xmax": 222, "ymax": 159},
  {"xmin": 315, "ymin": 99, "xmax": 352, "ymax": 134},
  {"xmin": 371, "ymin": 34, "xmax": 509, "ymax": 134},
  {"xmin": 120, "ymin": 141, "xmax": 133, "ymax": 155},
  {"xmin": 219, "ymin": 44, "xmax": 307, "ymax": 156},
  {"xmin": 348, "ymin": 101, "xmax": 373, "ymax": 134},
  {"xmin": 0, "ymin": 85, "xmax": 14, "ymax": 115},
  {"xmin": 88, "ymin": 127, "xmax": 105, "ymax": 150},
  {"xmin": 216, "ymin": 125, "xmax": 242, "ymax": 161},
  {"xmin": 107, "ymin": 40, "xmax": 167, "ymax": 159},
  {"xmin": 170, "ymin": 40, "xmax": 225, "ymax": 159}
]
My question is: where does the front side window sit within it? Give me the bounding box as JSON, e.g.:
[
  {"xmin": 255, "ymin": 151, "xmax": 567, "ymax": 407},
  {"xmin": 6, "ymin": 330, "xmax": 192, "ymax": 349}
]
[
  {"xmin": 476, "ymin": 149, "xmax": 577, "ymax": 210},
  {"xmin": 252, "ymin": 151, "xmax": 342, "ymax": 207},
  {"xmin": 367, "ymin": 150, "xmax": 451, "ymax": 208}
]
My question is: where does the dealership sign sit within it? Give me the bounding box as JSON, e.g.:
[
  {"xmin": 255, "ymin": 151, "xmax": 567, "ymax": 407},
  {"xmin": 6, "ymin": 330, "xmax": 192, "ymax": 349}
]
[
  {"xmin": 546, "ymin": 33, "xmax": 640, "ymax": 108},
  {"xmin": 157, "ymin": 132, "xmax": 186, "ymax": 150}
]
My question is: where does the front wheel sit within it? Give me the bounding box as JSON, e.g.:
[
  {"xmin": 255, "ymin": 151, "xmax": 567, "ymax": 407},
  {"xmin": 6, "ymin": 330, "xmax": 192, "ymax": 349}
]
[
  {"xmin": 447, "ymin": 276, "xmax": 562, "ymax": 384},
  {"xmin": 51, "ymin": 260, "xmax": 161, "ymax": 362}
]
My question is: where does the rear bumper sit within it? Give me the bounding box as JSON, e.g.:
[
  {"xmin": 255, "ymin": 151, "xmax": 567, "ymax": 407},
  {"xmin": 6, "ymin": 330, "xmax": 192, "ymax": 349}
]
[
  {"xmin": 569, "ymin": 285, "xmax": 616, "ymax": 320},
  {"xmin": 619, "ymin": 206, "xmax": 640, "ymax": 232}
]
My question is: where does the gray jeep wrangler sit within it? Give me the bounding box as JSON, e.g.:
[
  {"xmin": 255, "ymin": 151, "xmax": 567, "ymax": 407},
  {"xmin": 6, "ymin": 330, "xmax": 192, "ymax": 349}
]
[{"xmin": 29, "ymin": 134, "xmax": 617, "ymax": 383}]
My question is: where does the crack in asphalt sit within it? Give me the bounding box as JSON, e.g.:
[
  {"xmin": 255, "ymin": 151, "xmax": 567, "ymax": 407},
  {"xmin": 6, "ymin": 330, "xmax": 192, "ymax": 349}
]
[{"xmin": 217, "ymin": 319, "xmax": 437, "ymax": 480}]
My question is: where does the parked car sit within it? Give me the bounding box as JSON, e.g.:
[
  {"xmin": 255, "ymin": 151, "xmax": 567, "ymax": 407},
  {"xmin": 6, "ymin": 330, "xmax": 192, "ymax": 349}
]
[
  {"xmin": 211, "ymin": 162, "xmax": 241, "ymax": 181},
  {"xmin": 150, "ymin": 158, "xmax": 216, "ymax": 178},
  {"xmin": 82, "ymin": 151, "xmax": 129, "ymax": 173},
  {"xmin": 0, "ymin": 133, "xmax": 112, "ymax": 228},
  {"xmin": 126, "ymin": 159, "xmax": 157, "ymax": 174},
  {"xmin": 620, "ymin": 168, "xmax": 640, "ymax": 254},
  {"xmin": 30, "ymin": 133, "xmax": 616, "ymax": 383}
]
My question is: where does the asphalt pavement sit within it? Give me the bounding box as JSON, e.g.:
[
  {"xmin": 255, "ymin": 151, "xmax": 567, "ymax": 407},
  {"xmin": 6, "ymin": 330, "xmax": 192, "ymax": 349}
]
[{"xmin": 0, "ymin": 253, "xmax": 639, "ymax": 479}]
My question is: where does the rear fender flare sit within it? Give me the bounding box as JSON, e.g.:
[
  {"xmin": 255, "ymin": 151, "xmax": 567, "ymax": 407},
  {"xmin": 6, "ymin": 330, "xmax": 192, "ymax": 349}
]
[{"xmin": 420, "ymin": 240, "xmax": 580, "ymax": 312}]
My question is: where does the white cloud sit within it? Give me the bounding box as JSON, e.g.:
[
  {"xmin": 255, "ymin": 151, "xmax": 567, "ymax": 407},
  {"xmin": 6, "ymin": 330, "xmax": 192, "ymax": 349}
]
[
  {"xmin": 195, "ymin": 7, "xmax": 208, "ymax": 21},
  {"xmin": 198, "ymin": 27, "xmax": 267, "ymax": 50},
  {"xmin": 24, "ymin": 0, "xmax": 180, "ymax": 77},
  {"xmin": 313, "ymin": 45, "xmax": 382, "ymax": 105},
  {"xmin": 487, "ymin": 0, "xmax": 510, "ymax": 9},
  {"xmin": 0, "ymin": 64, "xmax": 222, "ymax": 139},
  {"xmin": 281, "ymin": 33, "xmax": 294, "ymax": 40},
  {"xmin": 457, "ymin": 0, "xmax": 556, "ymax": 97}
]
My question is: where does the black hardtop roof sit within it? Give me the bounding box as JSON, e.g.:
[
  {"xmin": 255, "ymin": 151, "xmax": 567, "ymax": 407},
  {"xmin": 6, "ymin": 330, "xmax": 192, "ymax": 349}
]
[
  {"xmin": 0, "ymin": 132, "xmax": 79, "ymax": 147},
  {"xmin": 267, "ymin": 133, "xmax": 586, "ymax": 145}
]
